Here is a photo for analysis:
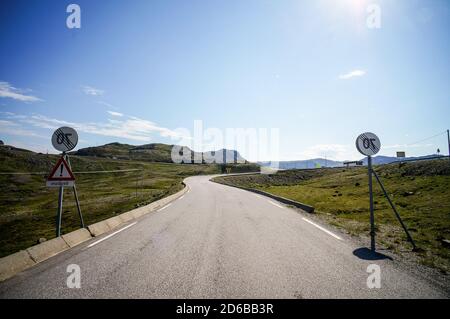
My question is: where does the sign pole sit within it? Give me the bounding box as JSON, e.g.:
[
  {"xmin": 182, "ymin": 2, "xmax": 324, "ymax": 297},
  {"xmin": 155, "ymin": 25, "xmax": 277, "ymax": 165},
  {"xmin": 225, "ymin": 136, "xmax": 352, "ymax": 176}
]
[
  {"xmin": 447, "ymin": 129, "xmax": 450, "ymax": 161},
  {"xmin": 73, "ymin": 186, "xmax": 84, "ymax": 228},
  {"xmin": 372, "ymin": 170, "xmax": 417, "ymax": 250},
  {"xmin": 356, "ymin": 132, "xmax": 381, "ymax": 252},
  {"xmin": 48, "ymin": 126, "xmax": 81, "ymax": 236},
  {"xmin": 356, "ymin": 131, "xmax": 417, "ymax": 251},
  {"xmin": 56, "ymin": 184, "xmax": 64, "ymax": 237},
  {"xmin": 64, "ymin": 154, "xmax": 84, "ymax": 228},
  {"xmin": 55, "ymin": 151, "xmax": 70, "ymax": 237},
  {"xmin": 368, "ymin": 155, "xmax": 375, "ymax": 251}
]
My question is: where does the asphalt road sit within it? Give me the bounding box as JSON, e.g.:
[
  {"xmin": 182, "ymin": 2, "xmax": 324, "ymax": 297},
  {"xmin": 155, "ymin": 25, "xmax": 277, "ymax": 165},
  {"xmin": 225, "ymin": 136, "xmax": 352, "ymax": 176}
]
[{"xmin": 0, "ymin": 175, "xmax": 448, "ymax": 298}]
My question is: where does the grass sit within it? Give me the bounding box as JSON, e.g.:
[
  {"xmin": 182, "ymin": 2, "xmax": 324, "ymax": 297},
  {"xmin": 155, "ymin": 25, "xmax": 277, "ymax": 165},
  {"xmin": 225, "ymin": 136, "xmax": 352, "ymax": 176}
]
[
  {"xmin": 0, "ymin": 145, "xmax": 258, "ymax": 257},
  {"xmin": 214, "ymin": 159, "xmax": 450, "ymax": 273}
]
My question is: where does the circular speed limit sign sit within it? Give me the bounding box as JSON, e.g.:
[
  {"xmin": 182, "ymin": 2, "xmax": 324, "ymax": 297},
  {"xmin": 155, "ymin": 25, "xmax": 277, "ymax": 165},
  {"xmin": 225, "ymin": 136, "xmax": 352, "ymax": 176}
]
[
  {"xmin": 356, "ymin": 132, "xmax": 381, "ymax": 156},
  {"xmin": 51, "ymin": 127, "xmax": 78, "ymax": 152}
]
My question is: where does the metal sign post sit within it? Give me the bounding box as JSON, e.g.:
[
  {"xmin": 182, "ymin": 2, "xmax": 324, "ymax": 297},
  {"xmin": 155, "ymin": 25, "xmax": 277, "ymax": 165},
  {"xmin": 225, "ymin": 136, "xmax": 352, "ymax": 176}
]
[
  {"xmin": 447, "ymin": 129, "xmax": 450, "ymax": 161},
  {"xmin": 356, "ymin": 132, "xmax": 381, "ymax": 252},
  {"xmin": 56, "ymin": 181, "xmax": 64, "ymax": 237},
  {"xmin": 372, "ymin": 170, "xmax": 417, "ymax": 250},
  {"xmin": 47, "ymin": 154, "xmax": 75, "ymax": 236},
  {"xmin": 47, "ymin": 127, "xmax": 84, "ymax": 237},
  {"xmin": 64, "ymin": 153, "xmax": 84, "ymax": 229},
  {"xmin": 367, "ymin": 155, "xmax": 375, "ymax": 251},
  {"xmin": 356, "ymin": 132, "xmax": 416, "ymax": 251}
]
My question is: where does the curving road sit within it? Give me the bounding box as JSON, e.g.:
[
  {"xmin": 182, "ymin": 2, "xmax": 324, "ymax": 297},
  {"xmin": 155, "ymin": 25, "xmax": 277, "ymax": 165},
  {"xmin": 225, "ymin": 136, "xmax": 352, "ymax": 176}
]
[{"xmin": 0, "ymin": 175, "xmax": 448, "ymax": 298}]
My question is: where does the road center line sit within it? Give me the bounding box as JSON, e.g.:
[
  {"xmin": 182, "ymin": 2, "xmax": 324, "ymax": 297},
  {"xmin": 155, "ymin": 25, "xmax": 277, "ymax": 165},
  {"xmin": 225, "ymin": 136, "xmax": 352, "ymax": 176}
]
[
  {"xmin": 87, "ymin": 222, "xmax": 138, "ymax": 248},
  {"xmin": 302, "ymin": 218, "xmax": 342, "ymax": 240},
  {"xmin": 268, "ymin": 201, "xmax": 285, "ymax": 209},
  {"xmin": 158, "ymin": 203, "xmax": 172, "ymax": 211}
]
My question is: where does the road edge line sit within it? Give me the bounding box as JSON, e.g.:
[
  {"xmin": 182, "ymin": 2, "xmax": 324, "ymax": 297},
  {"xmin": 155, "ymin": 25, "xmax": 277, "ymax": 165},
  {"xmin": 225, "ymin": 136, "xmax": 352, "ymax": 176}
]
[
  {"xmin": 210, "ymin": 175, "xmax": 315, "ymax": 213},
  {"xmin": 87, "ymin": 222, "xmax": 137, "ymax": 248},
  {"xmin": 302, "ymin": 217, "xmax": 342, "ymax": 240}
]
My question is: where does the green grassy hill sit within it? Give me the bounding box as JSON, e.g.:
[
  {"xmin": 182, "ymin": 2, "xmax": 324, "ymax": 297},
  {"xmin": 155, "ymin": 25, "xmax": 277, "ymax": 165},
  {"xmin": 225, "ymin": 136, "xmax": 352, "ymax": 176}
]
[
  {"xmin": 0, "ymin": 144, "xmax": 258, "ymax": 258},
  {"xmin": 71, "ymin": 142, "xmax": 175, "ymax": 162},
  {"xmin": 214, "ymin": 159, "xmax": 450, "ymax": 273},
  {"xmin": 71, "ymin": 142, "xmax": 248, "ymax": 164}
]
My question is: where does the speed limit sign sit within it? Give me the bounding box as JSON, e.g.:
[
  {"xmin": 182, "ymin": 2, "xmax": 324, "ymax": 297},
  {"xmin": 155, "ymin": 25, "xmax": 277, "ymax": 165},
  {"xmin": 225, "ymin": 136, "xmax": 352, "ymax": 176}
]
[
  {"xmin": 51, "ymin": 127, "xmax": 78, "ymax": 152},
  {"xmin": 356, "ymin": 132, "xmax": 381, "ymax": 251},
  {"xmin": 356, "ymin": 132, "xmax": 381, "ymax": 156}
]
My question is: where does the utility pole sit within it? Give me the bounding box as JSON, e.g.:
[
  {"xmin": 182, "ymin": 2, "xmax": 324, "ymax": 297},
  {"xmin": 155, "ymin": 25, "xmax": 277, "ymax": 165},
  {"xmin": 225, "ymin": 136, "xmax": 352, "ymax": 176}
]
[{"xmin": 447, "ymin": 129, "xmax": 450, "ymax": 160}]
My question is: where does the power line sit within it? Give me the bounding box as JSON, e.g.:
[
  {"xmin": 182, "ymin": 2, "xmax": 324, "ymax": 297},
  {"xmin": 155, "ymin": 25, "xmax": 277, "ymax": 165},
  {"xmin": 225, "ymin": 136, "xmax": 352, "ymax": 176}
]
[
  {"xmin": 0, "ymin": 169, "xmax": 141, "ymax": 175},
  {"xmin": 405, "ymin": 130, "xmax": 447, "ymax": 147}
]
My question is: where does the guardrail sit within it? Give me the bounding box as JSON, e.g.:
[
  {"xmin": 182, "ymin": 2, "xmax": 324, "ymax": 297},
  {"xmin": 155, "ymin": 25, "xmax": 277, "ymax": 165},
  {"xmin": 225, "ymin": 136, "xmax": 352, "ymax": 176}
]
[
  {"xmin": 211, "ymin": 175, "xmax": 315, "ymax": 214},
  {"xmin": 0, "ymin": 169, "xmax": 141, "ymax": 175}
]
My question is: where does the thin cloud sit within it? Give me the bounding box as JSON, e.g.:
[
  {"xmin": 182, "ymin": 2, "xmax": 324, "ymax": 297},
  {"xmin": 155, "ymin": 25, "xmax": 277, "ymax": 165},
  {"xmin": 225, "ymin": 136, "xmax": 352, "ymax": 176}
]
[
  {"xmin": 82, "ymin": 85, "xmax": 104, "ymax": 96},
  {"xmin": 339, "ymin": 70, "xmax": 366, "ymax": 80},
  {"xmin": 7, "ymin": 112, "xmax": 182, "ymax": 142},
  {"xmin": 383, "ymin": 143, "xmax": 433, "ymax": 149},
  {"xmin": 296, "ymin": 144, "xmax": 361, "ymax": 161},
  {"xmin": 107, "ymin": 110, "xmax": 124, "ymax": 117},
  {"xmin": 97, "ymin": 101, "xmax": 115, "ymax": 108},
  {"xmin": 97, "ymin": 101, "xmax": 120, "ymax": 111},
  {"xmin": 0, "ymin": 119, "xmax": 46, "ymax": 138},
  {"xmin": 0, "ymin": 82, "xmax": 43, "ymax": 102}
]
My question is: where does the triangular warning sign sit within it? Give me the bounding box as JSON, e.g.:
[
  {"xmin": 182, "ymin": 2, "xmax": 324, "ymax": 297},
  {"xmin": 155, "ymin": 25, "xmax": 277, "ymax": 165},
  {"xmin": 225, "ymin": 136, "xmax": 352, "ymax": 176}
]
[{"xmin": 47, "ymin": 157, "xmax": 75, "ymax": 181}]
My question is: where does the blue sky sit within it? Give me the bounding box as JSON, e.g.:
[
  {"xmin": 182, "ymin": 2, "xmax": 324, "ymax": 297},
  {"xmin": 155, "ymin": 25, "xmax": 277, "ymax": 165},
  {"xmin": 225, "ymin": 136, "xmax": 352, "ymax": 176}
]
[{"xmin": 0, "ymin": 0, "xmax": 449, "ymax": 161}]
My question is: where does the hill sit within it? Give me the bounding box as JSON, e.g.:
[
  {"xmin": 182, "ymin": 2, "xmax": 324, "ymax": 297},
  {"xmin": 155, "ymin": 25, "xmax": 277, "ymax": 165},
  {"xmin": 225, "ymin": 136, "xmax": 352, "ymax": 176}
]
[
  {"xmin": 71, "ymin": 142, "xmax": 174, "ymax": 162},
  {"xmin": 259, "ymin": 155, "xmax": 446, "ymax": 170},
  {"xmin": 71, "ymin": 142, "xmax": 247, "ymax": 164}
]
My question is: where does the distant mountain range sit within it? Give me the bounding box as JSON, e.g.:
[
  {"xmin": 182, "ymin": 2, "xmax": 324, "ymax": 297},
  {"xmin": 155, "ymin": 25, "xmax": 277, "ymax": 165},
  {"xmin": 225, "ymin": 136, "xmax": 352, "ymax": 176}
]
[
  {"xmin": 259, "ymin": 154, "xmax": 445, "ymax": 170},
  {"xmin": 259, "ymin": 158, "xmax": 343, "ymax": 170}
]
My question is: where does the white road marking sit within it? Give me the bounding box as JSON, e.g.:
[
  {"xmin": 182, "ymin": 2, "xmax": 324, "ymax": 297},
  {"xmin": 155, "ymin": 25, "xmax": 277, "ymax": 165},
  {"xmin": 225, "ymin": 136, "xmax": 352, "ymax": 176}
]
[
  {"xmin": 158, "ymin": 203, "xmax": 172, "ymax": 211},
  {"xmin": 253, "ymin": 194, "xmax": 264, "ymax": 199},
  {"xmin": 87, "ymin": 222, "xmax": 137, "ymax": 248},
  {"xmin": 178, "ymin": 195, "xmax": 185, "ymax": 200},
  {"xmin": 268, "ymin": 201, "xmax": 285, "ymax": 209},
  {"xmin": 302, "ymin": 218, "xmax": 342, "ymax": 240}
]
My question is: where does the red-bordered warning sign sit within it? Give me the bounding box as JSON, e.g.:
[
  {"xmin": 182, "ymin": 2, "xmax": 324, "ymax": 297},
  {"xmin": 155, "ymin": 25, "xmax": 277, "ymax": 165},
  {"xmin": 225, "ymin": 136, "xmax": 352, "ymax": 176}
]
[{"xmin": 47, "ymin": 157, "xmax": 75, "ymax": 181}]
